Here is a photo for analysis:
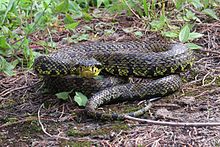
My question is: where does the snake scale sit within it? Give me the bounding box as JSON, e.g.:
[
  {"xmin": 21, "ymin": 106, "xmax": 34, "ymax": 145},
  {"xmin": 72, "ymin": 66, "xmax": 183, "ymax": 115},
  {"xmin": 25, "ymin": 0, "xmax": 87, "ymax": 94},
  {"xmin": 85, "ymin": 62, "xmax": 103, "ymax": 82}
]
[{"xmin": 34, "ymin": 41, "xmax": 194, "ymax": 120}]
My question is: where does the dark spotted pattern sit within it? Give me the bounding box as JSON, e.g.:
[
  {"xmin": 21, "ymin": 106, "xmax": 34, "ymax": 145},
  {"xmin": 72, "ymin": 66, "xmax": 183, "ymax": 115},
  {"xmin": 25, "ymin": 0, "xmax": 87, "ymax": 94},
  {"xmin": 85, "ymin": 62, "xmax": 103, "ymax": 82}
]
[{"xmin": 34, "ymin": 41, "xmax": 194, "ymax": 120}]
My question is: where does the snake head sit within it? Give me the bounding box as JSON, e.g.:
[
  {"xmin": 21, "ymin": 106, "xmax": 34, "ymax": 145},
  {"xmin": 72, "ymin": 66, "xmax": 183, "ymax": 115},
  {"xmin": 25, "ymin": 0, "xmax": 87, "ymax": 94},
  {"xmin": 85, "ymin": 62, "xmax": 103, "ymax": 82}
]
[{"xmin": 75, "ymin": 59, "xmax": 103, "ymax": 78}]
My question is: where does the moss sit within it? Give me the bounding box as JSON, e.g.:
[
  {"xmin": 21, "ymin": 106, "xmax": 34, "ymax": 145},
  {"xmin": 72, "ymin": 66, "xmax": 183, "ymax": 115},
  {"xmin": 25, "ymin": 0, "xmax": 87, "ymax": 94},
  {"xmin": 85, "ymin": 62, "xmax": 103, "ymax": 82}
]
[
  {"xmin": 19, "ymin": 120, "xmax": 42, "ymax": 138},
  {"xmin": 216, "ymin": 76, "xmax": 220, "ymax": 86},
  {"xmin": 111, "ymin": 123, "xmax": 130, "ymax": 131},
  {"xmin": 203, "ymin": 76, "xmax": 216, "ymax": 85},
  {"xmin": 91, "ymin": 123, "xmax": 130, "ymax": 136},
  {"xmin": 67, "ymin": 123, "xmax": 130, "ymax": 137},
  {"xmin": 6, "ymin": 117, "xmax": 18, "ymax": 123},
  {"xmin": 67, "ymin": 129, "xmax": 90, "ymax": 137},
  {"xmin": 0, "ymin": 99, "xmax": 16, "ymax": 109},
  {"xmin": 29, "ymin": 120, "xmax": 42, "ymax": 132},
  {"xmin": 104, "ymin": 102, "xmax": 144, "ymax": 114},
  {"xmin": 116, "ymin": 103, "xmax": 143, "ymax": 114}
]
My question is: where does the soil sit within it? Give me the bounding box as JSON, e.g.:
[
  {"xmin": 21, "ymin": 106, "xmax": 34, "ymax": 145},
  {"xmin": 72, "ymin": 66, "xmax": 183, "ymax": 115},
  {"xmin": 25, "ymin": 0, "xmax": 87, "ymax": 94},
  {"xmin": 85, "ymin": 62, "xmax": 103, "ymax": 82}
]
[{"xmin": 1, "ymin": 10, "xmax": 220, "ymax": 146}]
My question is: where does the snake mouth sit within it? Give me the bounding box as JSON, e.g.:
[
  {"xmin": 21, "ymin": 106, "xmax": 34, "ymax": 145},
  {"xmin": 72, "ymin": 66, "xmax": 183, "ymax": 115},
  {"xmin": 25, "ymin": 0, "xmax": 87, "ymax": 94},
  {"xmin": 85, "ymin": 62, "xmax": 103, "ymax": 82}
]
[
  {"xmin": 76, "ymin": 66, "xmax": 102, "ymax": 78},
  {"xmin": 75, "ymin": 59, "xmax": 103, "ymax": 78}
]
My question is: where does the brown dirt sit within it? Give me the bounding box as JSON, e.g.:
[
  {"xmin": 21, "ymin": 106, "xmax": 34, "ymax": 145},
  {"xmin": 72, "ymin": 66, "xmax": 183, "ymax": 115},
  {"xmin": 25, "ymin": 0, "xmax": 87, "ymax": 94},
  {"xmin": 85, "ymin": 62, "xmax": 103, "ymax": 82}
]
[{"xmin": 1, "ymin": 11, "xmax": 220, "ymax": 146}]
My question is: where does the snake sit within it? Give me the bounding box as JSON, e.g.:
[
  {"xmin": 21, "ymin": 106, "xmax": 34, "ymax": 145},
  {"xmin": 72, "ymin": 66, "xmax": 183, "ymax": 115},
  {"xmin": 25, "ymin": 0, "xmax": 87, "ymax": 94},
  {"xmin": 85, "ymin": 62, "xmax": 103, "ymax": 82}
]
[{"xmin": 33, "ymin": 41, "xmax": 194, "ymax": 120}]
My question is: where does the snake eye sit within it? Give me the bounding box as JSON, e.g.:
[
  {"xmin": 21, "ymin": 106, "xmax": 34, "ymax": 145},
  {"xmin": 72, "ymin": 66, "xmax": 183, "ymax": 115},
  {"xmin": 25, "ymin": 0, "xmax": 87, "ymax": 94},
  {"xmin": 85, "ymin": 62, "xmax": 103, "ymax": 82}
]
[{"xmin": 92, "ymin": 66, "xmax": 98, "ymax": 73}]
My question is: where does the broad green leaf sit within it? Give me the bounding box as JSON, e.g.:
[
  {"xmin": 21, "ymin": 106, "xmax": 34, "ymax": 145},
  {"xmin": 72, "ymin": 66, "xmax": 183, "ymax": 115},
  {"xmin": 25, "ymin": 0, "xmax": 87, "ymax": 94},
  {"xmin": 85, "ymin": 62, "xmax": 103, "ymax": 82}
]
[
  {"xmin": 202, "ymin": 9, "xmax": 219, "ymax": 20},
  {"xmin": 2, "ymin": 0, "xmax": 15, "ymax": 24},
  {"xmin": 186, "ymin": 43, "xmax": 202, "ymax": 50},
  {"xmin": 190, "ymin": 0, "xmax": 204, "ymax": 9},
  {"xmin": 4, "ymin": 69, "xmax": 14, "ymax": 76},
  {"xmin": 150, "ymin": 15, "xmax": 167, "ymax": 31},
  {"xmin": 175, "ymin": 0, "xmax": 185, "ymax": 10},
  {"xmin": 55, "ymin": 91, "xmax": 71, "ymax": 100},
  {"xmin": 0, "ymin": 57, "xmax": 17, "ymax": 76},
  {"xmin": 179, "ymin": 24, "xmax": 190, "ymax": 43},
  {"xmin": 150, "ymin": 20, "xmax": 163, "ymax": 30},
  {"xmin": 122, "ymin": 27, "xmax": 134, "ymax": 33},
  {"xmin": 1, "ymin": 26, "xmax": 11, "ymax": 35},
  {"xmin": 134, "ymin": 31, "xmax": 143, "ymax": 38},
  {"xmin": 43, "ymin": 1, "xmax": 49, "ymax": 9},
  {"xmin": 162, "ymin": 31, "xmax": 178, "ymax": 38},
  {"xmin": 188, "ymin": 32, "xmax": 204, "ymax": 40},
  {"xmin": 185, "ymin": 10, "xmax": 196, "ymax": 20},
  {"xmin": 83, "ymin": 12, "xmax": 92, "ymax": 21},
  {"xmin": 32, "ymin": 51, "xmax": 42, "ymax": 59},
  {"xmin": 24, "ymin": 24, "xmax": 35, "ymax": 34},
  {"xmin": 74, "ymin": 92, "xmax": 88, "ymax": 107},
  {"xmin": 69, "ymin": 1, "xmax": 82, "ymax": 13},
  {"xmin": 103, "ymin": 0, "xmax": 110, "ymax": 7},
  {"xmin": 202, "ymin": 0, "xmax": 209, "ymax": 8},
  {"xmin": 55, "ymin": 0, "xmax": 69, "ymax": 13},
  {"xmin": 0, "ymin": 36, "xmax": 11, "ymax": 50},
  {"xmin": 64, "ymin": 14, "xmax": 74, "ymax": 24},
  {"xmin": 72, "ymin": 12, "xmax": 83, "ymax": 19},
  {"xmin": 97, "ymin": 0, "xmax": 106, "ymax": 8},
  {"xmin": 97, "ymin": 0, "xmax": 103, "ymax": 8},
  {"xmin": 65, "ymin": 22, "xmax": 79, "ymax": 29}
]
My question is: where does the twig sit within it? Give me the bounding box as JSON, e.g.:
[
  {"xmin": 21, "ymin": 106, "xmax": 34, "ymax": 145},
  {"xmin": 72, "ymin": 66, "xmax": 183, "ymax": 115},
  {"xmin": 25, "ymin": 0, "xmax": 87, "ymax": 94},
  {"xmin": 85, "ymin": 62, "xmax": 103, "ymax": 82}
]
[
  {"xmin": 0, "ymin": 116, "xmax": 53, "ymax": 129},
  {"xmin": 199, "ymin": 49, "xmax": 220, "ymax": 55},
  {"xmin": 1, "ymin": 78, "xmax": 42, "ymax": 97},
  {"xmin": 195, "ymin": 56, "xmax": 220, "ymax": 63},
  {"xmin": 1, "ymin": 85, "xmax": 29, "ymax": 97},
  {"xmin": 202, "ymin": 72, "xmax": 210, "ymax": 86},
  {"xmin": 187, "ymin": 6, "xmax": 205, "ymax": 16},
  {"xmin": 123, "ymin": 0, "xmax": 141, "ymax": 19},
  {"xmin": 153, "ymin": 103, "xmax": 181, "ymax": 108},
  {"xmin": 202, "ymin": 76, "xmax": 216, "ymax": 87},
  {"xmin": 38, "ymin": 104, "xmax": 70, "ymax": 140},
  {"xmin": 124, "ymin": 115, "xmax": 220, "ymax": 127},
  {"xmin": 0, "ymin": 87, "xmax": 14, "ymax": 97},
  {"xmin": 194, "ymin": 87, "xmax": 220, "ymax": 98}
]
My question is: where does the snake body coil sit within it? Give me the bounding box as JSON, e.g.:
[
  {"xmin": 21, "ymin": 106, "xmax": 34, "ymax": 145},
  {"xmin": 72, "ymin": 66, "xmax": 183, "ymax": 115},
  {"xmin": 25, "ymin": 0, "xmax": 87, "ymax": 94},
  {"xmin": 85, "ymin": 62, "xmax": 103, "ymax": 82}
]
[{"xmin": 34, "ymin": 41, "xmax": 194, "ymax": 120}]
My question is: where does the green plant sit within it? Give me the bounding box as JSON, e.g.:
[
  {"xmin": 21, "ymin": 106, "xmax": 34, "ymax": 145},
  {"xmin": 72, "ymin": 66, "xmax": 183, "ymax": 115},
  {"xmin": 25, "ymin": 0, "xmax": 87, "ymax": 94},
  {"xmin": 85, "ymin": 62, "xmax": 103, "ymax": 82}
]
[
  {"xmin": 55, "ymin": 91, "xmax": 88, "ymax": 107},
  {"xmin": 0, "ymin": 0, "xmax": 93, "ymax": 76}
]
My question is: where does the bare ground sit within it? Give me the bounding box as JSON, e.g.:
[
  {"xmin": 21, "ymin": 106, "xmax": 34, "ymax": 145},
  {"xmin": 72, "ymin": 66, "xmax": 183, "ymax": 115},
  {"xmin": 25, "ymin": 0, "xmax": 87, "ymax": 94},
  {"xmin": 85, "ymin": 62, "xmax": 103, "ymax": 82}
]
[{"xmin": 0, "ymin": 10, "xmax": 220, "ymax": 146}]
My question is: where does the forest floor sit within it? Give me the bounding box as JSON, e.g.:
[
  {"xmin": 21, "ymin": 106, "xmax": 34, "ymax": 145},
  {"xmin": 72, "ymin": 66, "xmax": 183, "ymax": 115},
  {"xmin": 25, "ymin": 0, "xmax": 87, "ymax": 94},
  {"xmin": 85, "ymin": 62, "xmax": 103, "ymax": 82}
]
[{"xmin": 1, "ymin": 10, "xmax": 220, "ymax": 146}]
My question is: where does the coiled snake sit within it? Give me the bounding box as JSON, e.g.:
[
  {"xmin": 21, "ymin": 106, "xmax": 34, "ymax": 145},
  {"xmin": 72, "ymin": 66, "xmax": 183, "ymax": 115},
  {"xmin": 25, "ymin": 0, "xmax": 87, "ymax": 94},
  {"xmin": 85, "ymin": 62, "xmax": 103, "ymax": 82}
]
[{"xmin": 34, "ymin": 41, "xmax": 194, "ymax": 120}]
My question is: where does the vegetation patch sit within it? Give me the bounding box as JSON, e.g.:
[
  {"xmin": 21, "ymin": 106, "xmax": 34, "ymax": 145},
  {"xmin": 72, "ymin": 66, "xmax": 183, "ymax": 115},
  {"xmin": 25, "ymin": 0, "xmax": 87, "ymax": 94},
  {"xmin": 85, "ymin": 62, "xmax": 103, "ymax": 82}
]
[{"xmin": 67, "ymin": 122, "xmax": 130, "ymax": 137}]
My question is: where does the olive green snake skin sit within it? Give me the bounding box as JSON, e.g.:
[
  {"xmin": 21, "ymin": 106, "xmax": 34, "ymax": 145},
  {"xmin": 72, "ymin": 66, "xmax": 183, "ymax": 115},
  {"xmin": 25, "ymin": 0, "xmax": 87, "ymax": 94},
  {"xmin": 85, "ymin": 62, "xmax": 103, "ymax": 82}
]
[{"xmin": 34, "ymin": 41, "xmax": 194, "ymax": 120}]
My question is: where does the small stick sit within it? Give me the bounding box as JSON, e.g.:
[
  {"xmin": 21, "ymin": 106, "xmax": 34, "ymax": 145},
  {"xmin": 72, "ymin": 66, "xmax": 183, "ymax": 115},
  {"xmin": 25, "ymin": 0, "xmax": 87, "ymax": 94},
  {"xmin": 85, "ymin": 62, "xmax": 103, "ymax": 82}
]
[
  {"xmin": 123, "ymin": 0, "xmax": 141, "ymax": 19},
  {"xmin": 199, "ymin": 49, "xmax": 220, "ymax": 55},
  {"xmin": 38, "ymin": 104, "xmax": 70, "ymax": 140},
  {"xmin": 202, "ymin": 72, "xmax": 210, "ymax": 86},
  {"xmin": 1, "ymin": 85, "xmax": 29, "ymax": 97},
  {"xmin": 0, "ymin": 116, "xmax": 53, "ymax": 129},
  {"xmin": 124, "ymin": 115, "xmax": 220, "ymax": 127}
]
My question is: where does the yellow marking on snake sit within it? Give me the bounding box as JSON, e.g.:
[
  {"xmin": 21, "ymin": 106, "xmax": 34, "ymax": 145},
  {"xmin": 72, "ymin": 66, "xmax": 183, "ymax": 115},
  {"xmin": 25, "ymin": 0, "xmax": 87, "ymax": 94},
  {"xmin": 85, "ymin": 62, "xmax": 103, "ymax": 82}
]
[{"xmin": 76, "ymin": 66, "xmax": 102, "ymax": 78}]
